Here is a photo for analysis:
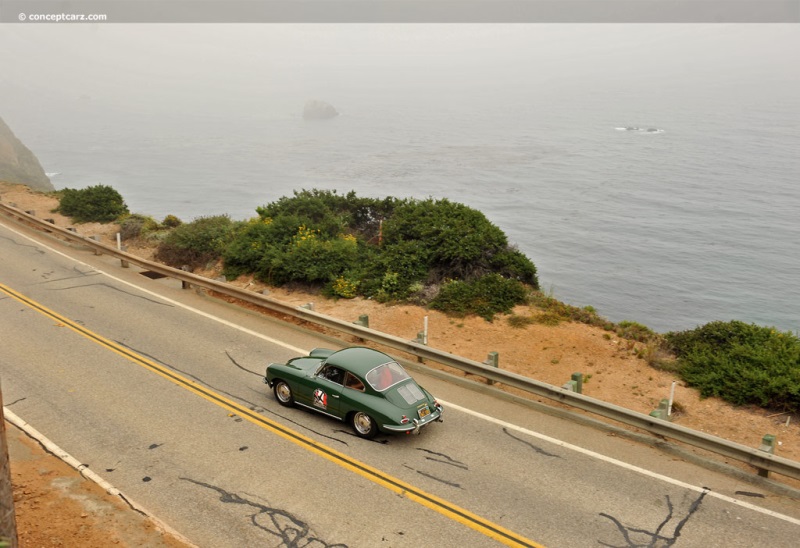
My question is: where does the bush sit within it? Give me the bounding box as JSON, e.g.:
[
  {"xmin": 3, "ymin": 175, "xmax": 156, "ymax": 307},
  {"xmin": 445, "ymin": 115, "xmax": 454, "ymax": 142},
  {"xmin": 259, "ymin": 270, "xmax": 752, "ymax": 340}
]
[
  {"xmin": 616, "ymin": 321, "xmax": 657, "ymax": 343},
  {"xmin": 507, "ymin": 314, "xmax": 536, "ymax": 328},
  {"xmin": 119, "ymin": 214, "xmax": 160, "ymax": 240},
  {"xmin": 431, "ymin": 274, "xmax": 528, "ymax": 321},
  {"xmin": 155, "ymin": 215, "xmax": 237, "ymax": 270},
  {"xmin": 57, "ymin": 185, "xmax": 129, "ymax": 223},
  {"xmin": 328, "ymin": 275, "xmax": 359, "ymax": 299},
  {"xmin": 529, "ymin": 292, "xmax": 609, "ymax": 328},
  {"xmin": 665, "ymin": 321, "xmax": 800, "ymax": 411},
  {"xmin": 162, "ymin": 214, "xmax": 182, "ymax": 228},
  {"xmin": 489, "ymin": 247, "xmax": 539, "ymax": 288},
  {"xmin": 220, "ymin": 189, "xmax": 540, "ymax": 315},
  {"xmin": 276, "ymin": 229, "xmax": 360, "ymax": 284},
  {"xmin": 382, "ymin": 198, "xmax": 528, "ymax": 283},
  {"xmin": 534, "ymin": 311, "xmax": 564, "ymax": 326}
]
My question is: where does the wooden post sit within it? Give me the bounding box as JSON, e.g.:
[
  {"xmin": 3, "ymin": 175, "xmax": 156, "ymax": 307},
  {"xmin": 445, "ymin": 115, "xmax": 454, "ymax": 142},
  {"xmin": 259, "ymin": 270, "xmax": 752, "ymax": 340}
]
[{"xmin": 0, "ymin": 378, "xmax": 19, "ymax": 548}]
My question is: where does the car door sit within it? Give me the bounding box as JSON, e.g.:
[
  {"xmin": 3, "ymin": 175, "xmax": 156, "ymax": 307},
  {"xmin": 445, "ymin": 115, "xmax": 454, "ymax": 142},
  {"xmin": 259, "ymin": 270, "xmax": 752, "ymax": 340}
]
[{"xmin": 298, "ymin": 364, "xmax": 344, "ymax": 417}]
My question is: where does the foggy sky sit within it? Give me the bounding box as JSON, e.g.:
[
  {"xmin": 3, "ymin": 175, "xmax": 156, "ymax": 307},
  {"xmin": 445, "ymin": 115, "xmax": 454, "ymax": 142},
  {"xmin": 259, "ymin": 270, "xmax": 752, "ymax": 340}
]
[{"xmin": 2, "ymin": 24, "xmax": 798, "ymax": 127}]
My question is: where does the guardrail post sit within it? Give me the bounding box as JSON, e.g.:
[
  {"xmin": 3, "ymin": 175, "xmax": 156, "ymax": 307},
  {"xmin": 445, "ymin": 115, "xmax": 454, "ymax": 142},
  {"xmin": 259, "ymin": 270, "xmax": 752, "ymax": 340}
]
[
  {"xmin": 89, "ymin": 235, "xmax": 102, "ymax": 255},
  {"xmin": 757, "ymin": 434, "xmax": 777, "ymax": 477},
  {"xmin": 353, "ymin": 314, "xmax": 369, "ymax": 328},
  {"xmin": 571, "ymin": 372, "xmax": 583, "ymax": 394},
  {"xmin": 484, "ymin": 352, "xmax": 499, "ymax": 385},
  {"xmin": 649, "ymin": 399, "xmax": 672, "ymax": 421},
  {"xmin": 180, "ymin": 266, "xmax": 193, "ymax": 289},
  {"xmin": 117, "ymin": 234, "xmax": 129, "ymax": 268}
]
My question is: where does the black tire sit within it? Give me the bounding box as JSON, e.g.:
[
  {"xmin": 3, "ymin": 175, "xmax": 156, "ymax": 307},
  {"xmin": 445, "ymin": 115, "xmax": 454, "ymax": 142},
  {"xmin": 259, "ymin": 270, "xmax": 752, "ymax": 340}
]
[
  {"xmin": 273, "ymin": 380, "xmax": 295, "ymax": 407},
  {"xmin": 350, "ymin": 411, "xmax": 378, "ymax": 439}
]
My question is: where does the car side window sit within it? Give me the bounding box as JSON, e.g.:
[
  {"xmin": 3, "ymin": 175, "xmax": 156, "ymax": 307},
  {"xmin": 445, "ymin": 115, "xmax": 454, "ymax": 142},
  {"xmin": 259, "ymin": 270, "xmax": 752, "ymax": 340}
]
[
  {"xmin": 344, "ymin": 372, "xmax": 365, "ymax": 391},
  {"xmin": 319, "ymin": 365, "xmax": 344, "ymax": 385}
]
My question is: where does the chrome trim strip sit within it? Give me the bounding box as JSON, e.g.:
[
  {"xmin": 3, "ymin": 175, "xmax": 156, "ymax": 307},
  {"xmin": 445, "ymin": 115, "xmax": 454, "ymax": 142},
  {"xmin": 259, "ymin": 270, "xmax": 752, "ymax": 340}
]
[{"xmin": 295, "ymin": 401, "xmax": 344, "ymax": 421}]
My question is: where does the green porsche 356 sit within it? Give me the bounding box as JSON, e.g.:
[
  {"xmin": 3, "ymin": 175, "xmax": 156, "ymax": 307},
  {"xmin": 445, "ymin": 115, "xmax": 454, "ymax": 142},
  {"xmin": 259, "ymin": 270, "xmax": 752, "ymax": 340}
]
[{"xmin": 265, "ymin": 346, "xmax": 444, "ymax": 439}]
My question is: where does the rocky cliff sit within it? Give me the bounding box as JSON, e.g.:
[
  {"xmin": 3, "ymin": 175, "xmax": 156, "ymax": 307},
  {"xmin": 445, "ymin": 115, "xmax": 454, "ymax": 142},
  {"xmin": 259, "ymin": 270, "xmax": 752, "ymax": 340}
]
[{"xmin": 0, "ymin": 116, "xmax": 54, "ymax": 192}]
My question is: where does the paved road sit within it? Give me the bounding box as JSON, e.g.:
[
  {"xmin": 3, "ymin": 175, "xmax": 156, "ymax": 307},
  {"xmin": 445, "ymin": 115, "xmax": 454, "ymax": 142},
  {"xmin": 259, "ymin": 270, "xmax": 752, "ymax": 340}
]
[{"xmin": 2, "ymin": 219, "xmax": 799, "ymax": 547}]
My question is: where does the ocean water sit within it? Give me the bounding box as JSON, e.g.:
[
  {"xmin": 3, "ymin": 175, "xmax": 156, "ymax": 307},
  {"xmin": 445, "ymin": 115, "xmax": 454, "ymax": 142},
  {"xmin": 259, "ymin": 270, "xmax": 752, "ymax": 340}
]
[{"xmin": 5, "ymin": 27, "xmax": 799, "ymax": 334}]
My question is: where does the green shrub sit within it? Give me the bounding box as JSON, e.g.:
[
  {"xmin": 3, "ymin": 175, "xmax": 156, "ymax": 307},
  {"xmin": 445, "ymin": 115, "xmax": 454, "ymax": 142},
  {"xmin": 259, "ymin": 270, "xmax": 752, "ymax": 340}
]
[
  {"xmin": 162, "ymin": 214, "xmax": 182, "ymax": 228},
  {"xmin": 375, "ymin": 240, "xmax": 430, "ymax": 289},
  {"xmin": 376, "ymin": 271, "xmax": 402, "ymax": 302},
  {"xmin": 507, "ymin": 314, "xmax": 536, "ymax": 328},
  {"xmin": 534, "ymin": 311, "xmax": 564, "ymax": 326},
  {"xmin": 275, "ymin": 229, "xmax": 360, "ymax": 284},
  {"xmin": 489, "ymin": 247, "xmax": 539, "ymax": 288},
  {"xmin": 529, "ymin": 292, "xmax": 608, "ymax": 327},
  {"xmin": 119, "ymin": 213, "xmax": 160, "ymax": 240},
  {"xmin": 431, "ymin": 274, "xmax": 528, "ymax": 321},
  {"xmin": 222, "ymin": 218, "xmax": 281, "ymax": 279},
  {"xmin": 220, "ymin": 189, "xmax": 540, "ymax": 314},
  {"xmin": 616, "ymin": 321, "xmax": 657, "ymax": 343},
  {"xmin": 155, "ymin": 215, "xmax": 236, "ymax": 270},
  {"xmin": 381, "ymin": 198, "xmax": 533, "ymax": 284},
  {"xmin": 57, "ymin": 185, "xmax": 129, "ymax": 223},
  {"xmin": 665, "ymin": 321, "xmax": 800, "ymax": 411},
  {"xmin": 328, "ymin": 275, "xmax": 359, "ymax": 299}
]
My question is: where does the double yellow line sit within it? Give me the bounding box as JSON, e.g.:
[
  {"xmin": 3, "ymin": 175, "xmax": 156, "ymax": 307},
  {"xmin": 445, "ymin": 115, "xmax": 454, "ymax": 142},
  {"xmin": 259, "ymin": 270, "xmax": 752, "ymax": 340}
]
[{"xmin": 1, "ymin": 281, "xmax": 542, "ymax": 547}]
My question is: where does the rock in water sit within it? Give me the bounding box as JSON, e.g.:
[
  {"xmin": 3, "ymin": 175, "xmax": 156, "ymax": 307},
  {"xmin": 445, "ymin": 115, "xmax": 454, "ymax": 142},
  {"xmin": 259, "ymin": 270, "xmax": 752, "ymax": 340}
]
[
  {"xmin": 303, "ymin": 100, "xmax": 339, "ymax": 120},
  {"xmin": 0, "ymin": 116, "xmax": 54, "ymax": 191}
]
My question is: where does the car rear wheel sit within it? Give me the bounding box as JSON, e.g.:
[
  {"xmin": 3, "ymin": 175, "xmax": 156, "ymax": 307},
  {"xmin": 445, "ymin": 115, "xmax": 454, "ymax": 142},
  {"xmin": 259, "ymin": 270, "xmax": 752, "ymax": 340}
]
[
  {"xmin": 351, "ymin": 411, "xmax": 378, "ymax": 439},
  {"xmin": 273, "ymin": 380, "xmax": 294, "ymax": 407}
]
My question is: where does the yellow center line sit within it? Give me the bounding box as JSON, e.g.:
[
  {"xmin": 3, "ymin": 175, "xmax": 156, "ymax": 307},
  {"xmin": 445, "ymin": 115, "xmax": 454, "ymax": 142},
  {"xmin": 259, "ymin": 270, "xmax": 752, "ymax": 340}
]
[{"xmin": 1, "ymin": 282, "xmax": 543, "ymax": 547}]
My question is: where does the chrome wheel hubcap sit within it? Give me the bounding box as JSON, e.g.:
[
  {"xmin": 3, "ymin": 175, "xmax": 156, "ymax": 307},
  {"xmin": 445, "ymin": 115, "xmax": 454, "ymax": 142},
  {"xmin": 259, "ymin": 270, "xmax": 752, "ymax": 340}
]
[
  {"xmin": 276, "ymin": 384, "xmax": 291, "ymax": 402},
  {"xmin": 354, "ymin": 413, "xmax": 372, "ymax": 434}
]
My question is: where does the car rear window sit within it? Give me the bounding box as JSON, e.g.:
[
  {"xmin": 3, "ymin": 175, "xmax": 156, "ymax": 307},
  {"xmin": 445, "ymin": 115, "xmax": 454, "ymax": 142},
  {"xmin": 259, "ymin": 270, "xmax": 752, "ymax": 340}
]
[{"xmin": 366, "ymin": 362, "xmax": 410, "ymax": 391}]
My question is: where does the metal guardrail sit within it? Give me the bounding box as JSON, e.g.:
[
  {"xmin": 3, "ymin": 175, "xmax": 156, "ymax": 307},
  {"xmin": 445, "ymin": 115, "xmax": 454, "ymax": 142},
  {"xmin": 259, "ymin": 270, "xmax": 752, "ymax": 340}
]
[{"xmin": 2, "ymin": 200, "xmax": 800, "ymax": 481}]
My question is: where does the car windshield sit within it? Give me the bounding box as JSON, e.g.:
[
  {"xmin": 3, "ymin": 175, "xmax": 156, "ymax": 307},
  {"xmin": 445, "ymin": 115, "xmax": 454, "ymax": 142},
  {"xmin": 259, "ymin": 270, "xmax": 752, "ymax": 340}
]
[{"xmin": 366, "ymin": 362, "xmax": 410, "ymax": 391}]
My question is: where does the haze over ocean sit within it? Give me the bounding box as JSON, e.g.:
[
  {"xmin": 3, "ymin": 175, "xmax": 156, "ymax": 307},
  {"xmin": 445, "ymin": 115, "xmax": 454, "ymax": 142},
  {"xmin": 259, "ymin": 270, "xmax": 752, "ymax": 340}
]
[{"xmin": 2, "ymin": 25, "xmax": 797, "ymax": 333}]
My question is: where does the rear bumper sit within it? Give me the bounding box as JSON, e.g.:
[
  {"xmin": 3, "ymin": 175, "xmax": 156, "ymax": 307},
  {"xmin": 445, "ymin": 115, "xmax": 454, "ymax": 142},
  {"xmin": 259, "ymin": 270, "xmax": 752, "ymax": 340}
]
[{"xmin": 382, "ymin": 405, "xmax": 443, "ymax": 434}]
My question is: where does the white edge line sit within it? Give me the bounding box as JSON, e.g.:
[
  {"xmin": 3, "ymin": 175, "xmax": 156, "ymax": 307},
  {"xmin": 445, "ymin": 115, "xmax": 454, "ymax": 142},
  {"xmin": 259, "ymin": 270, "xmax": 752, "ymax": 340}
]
[
  {"xmin": 4, "ymin": 408, "xmax": 198, "ymax": 547},
  {"xmin": 439, "ymin": 400, "xmax": 800, "ymax": 527},
  {"xmin": 7, "ymin": 223, "xmax": 800, "ymax": 527}
]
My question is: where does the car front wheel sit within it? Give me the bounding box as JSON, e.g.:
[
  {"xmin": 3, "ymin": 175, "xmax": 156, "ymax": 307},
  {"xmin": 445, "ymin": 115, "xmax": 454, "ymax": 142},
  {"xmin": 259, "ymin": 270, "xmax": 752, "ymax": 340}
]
[
  {"xmin": 351, "ymin": 411, "xmax": 378, "ymax": 439},
  {"xmin": 273, "ymin": 380, "xmax": 295, "ymax": 407}
]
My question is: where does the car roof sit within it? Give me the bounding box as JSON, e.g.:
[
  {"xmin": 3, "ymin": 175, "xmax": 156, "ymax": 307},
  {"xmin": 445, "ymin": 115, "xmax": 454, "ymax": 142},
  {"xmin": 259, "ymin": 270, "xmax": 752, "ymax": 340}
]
[{"xmin": 324, "ymin": 347, "xmax": 397, "ymax": 377}]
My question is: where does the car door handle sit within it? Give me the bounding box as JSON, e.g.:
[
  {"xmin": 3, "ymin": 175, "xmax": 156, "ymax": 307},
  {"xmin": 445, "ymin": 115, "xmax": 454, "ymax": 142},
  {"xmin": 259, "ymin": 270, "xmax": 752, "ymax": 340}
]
[{"xmin": 332, "ymin": 394, "xmax": 339, "ymax": 398}]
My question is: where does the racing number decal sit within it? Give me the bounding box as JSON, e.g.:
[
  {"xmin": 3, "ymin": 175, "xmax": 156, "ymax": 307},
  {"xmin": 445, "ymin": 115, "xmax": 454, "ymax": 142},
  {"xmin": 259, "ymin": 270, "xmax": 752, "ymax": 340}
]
[{"xmin": 313, "ymin": 388, "xmax": 328, "ymax": 409}]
